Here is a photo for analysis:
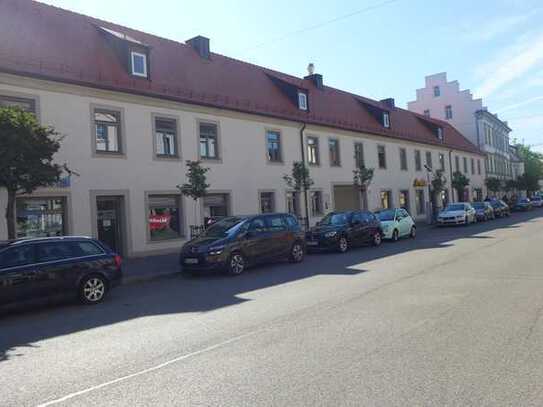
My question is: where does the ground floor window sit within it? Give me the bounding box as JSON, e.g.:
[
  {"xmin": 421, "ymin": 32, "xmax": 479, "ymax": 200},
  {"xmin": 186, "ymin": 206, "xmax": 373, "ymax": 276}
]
[
  {"xmin": 16, "ymin": 197, "xmax": 66, "ymax": 238},
  {"xmin": 203, "ymin": 193, "xmax": 230, "ymax": 224},
  {"xmin": 286, "ymin": 191, "xmax": 301, "ymax": 217},
  {"xmin": 415, "ymin": 189, "xmax": 425, "ymax": 215},
  {"xmin": 473, "ymin": 188, "xmax": 483, "ymax": 202},
  {"xmin": 399, "ymin": 190, "xmax": 410, "ymax": 214},
  {"xmin": 310, "ymin": 191, "xmax": 323, "ymax": 216},
  {"xmin": 380, "ymin": 190, "xmax": 392, "ymax": 209},
  {"xmin": 260, "ymin": 192, "xmax": 275, "ymax": 213},
  {"xmin": 148, "ymin": 195, "xmax": 182, "ymax": 241}
]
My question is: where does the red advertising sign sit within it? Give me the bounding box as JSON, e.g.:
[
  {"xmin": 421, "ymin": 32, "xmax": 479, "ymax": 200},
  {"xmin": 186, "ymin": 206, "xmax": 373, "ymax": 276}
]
[{"xmin": 149, "ymin": 214, "xmax": 171, "ymax": 231}]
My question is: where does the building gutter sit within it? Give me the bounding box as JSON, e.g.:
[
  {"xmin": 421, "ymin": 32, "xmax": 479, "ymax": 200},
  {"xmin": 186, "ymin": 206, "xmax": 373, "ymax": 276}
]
[
  {"xmin": 449, "ymin": 149, "xmax": 455, "ymax": 202},
  {"xmin": 299, "ymin": 122, "xmax": 310, "ymax": 229}
]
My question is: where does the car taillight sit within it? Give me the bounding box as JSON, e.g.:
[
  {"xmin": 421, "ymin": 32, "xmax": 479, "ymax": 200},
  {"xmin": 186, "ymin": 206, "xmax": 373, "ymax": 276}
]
[{"xmin": 114, "ymin": 255, "xmax": 122, "ymax": 269}]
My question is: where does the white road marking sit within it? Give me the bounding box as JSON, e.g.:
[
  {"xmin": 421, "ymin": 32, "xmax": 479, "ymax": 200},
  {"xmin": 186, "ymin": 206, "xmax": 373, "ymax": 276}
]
[{"xmin": 36, "ymin": 330, "xmax": 261, "ymax": 406}]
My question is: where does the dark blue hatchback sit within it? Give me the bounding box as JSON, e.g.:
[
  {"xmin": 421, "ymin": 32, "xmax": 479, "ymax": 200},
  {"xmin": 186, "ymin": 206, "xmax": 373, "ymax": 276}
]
[{"xmin": 0, "ymin": 236, "xmax": 122, "ymax": 309}]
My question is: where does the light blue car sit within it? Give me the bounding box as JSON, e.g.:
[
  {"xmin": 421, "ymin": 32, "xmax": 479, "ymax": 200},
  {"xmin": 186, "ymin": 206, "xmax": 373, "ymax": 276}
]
[{"xmin": 376, "ymin": 208, "xmax": 416, "ymax": 241}]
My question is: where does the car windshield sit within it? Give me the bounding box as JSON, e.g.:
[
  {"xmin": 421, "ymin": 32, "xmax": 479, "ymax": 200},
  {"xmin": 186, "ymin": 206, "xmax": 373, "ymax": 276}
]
[
  {"xmin": 377, "ymin": 210, "xmax": 396, "ymax": 221},
  {"xmin": 319, "ymin": 213, "xmax": 349, "ymax": 226},
  {"xmin": 204, "ymin": 217, "xmax": 246, "ymax": 237},
  {"xmin": 445, "ymin": 204, "xmax": 465, "ymax": 211}
]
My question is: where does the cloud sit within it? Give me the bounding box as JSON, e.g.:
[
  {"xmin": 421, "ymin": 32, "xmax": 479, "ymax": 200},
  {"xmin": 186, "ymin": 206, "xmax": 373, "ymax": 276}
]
[
  {"xmin": 464, "ymin": 13, "xmax": 536, "ymax": 42},
  {"xmin": 474, "ymin": 31, "xmax": 543, "ymax": 98},
  {"xmin": 496, "ymin": 95, "xmax": 543, "ymax": 113}
]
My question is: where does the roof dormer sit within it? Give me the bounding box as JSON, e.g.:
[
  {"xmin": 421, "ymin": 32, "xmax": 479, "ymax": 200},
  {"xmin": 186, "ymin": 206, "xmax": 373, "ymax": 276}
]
[
  {"xmin": 356, "ymin": 98, "xmax": 391, "ymax": 129},
  {"xmin": 267, "ymin": 74, "xmax": 309, "ymax": 112},
  {"xmin": 97, "ymin": 25, "xmax": 151, "ymax": 79}
]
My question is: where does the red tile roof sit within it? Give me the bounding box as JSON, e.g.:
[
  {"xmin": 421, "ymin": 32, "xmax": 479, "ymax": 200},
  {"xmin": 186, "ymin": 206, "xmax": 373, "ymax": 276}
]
[{"xmin": 0, "ymin": 0, "xmax": 483, "ymax": 155}]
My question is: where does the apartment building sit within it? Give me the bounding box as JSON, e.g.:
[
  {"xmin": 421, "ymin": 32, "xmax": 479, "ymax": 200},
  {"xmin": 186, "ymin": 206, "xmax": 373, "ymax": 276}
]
[
  {"xmin": 408, "ymin": 73, "xmax": 517, "ymax": 185},
  {"xmin": 0, "ymin": 1, "xmax": 485, "ymax": 257}
]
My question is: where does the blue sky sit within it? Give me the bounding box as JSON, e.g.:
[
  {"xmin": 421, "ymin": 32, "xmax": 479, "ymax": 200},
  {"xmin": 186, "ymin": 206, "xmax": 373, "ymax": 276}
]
[{"xmin": 41, "ymin": 0, "xmax": 542, "ymax": 152}]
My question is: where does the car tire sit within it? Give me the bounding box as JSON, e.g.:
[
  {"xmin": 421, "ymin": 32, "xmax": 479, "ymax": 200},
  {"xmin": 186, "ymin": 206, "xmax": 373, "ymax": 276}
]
[
  {"xmin": 289, "ymin": 241, "xmax": 305, "ymax": 263},
  {"xmin": 372, "ymin": 232, "xmax": 382, "ymax": 246},
  {"xmin": 337, "ymin": 236, "xmax": 349, "ymax": 253},
  {"xmin": 79, "ymin": 274, "xmax": 108, "ymax": 305},
  {"xmin": 410, "ymin": 226, "xmax": 416, "ymax": 239},
  {"xmin": 228, "ymin": 252, "xmax": 246, "ymax": 275},
  {"xmin": 392, "ymin": 229, "xmax": 399, "ymax": 242}
]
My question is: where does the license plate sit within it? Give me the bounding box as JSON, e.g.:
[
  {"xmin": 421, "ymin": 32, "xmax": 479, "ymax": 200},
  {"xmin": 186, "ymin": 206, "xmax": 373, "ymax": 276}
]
[
  {"xmin": 306, "ymin": 241, "xmax": 318, "ymax": 246},
  {"xmin": 184, "ymin": 258, "xmax": 199, "ymax": 264}
]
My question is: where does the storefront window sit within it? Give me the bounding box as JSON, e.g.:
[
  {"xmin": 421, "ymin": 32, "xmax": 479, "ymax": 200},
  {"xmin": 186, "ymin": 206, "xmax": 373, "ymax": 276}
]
[
  {"xmin": 148, "ymin": 195, "xmax": 182, "ymax": 241},
  {"xmin": 203, "ymin": 194, "xmax": 229, "ymax": 224},
  {"xmin": 16, "ymin": 198, "xmax": 65, "ymax": 238},
  {"xmin": 415, "ymin": 190, "xmax": 425, "ymax": 215}
]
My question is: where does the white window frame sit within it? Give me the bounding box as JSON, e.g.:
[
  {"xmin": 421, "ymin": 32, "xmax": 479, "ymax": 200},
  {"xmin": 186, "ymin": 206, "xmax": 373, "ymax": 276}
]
[
  {"xmin": 383, "ymin": 112, "xmax": 390, "ymax": 128},
  {"xmin": 298, "ymin": 91, "xmax": 308, "ymax": 111},
  {"xmin": 131, "ymin": 51, "xmax": 148, "ymax": 77}
]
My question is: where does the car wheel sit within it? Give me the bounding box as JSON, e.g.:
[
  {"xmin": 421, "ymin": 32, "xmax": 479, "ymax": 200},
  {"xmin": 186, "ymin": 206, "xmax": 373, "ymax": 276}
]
[
  {"xmin": 410, "ymin": 226, "xmax": 416, "ymax": 239},
  {"xmin": 337, "ymin": 236, "xmax": 349, "ymax": 253},
  {"xmin": 80, "ymin": 274, "xmax": 108, "ymax": 305},
  {"xmin": 372, "ymin": 232, "xmax": 382, "ymax": 246},
  {"xmin": 289, "ymin": 241, "xmax": 305, "ymax": 263},
  {"xmin": 228, "ymin": 252, "xmax": 245, "ymax": 275}
]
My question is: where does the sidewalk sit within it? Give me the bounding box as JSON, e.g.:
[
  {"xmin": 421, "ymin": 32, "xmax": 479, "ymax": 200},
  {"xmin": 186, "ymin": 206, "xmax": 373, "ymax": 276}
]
[{"xmin": 123, "ymin": 253, "xmax": 180, "ymax": 285}]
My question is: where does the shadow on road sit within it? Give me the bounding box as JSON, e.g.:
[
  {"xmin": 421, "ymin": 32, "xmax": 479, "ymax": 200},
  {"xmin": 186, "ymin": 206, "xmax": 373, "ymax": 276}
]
[{"xmin": 1, "ymin": 210, "xmax": 541, "ymax": 363}]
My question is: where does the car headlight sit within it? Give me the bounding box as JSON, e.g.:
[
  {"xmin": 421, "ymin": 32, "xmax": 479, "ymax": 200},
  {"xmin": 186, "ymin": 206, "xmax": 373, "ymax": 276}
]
[
  {"xmin": 456, "ymin": 215, "xmax": 465, "ymax": 219},
  {"xmin": 208, "ymin": 245, "xmax": 225, "ymax": 255},
  {"xmin": 324, "ymin": 231, "xmax": 337, "ymax": 238}
]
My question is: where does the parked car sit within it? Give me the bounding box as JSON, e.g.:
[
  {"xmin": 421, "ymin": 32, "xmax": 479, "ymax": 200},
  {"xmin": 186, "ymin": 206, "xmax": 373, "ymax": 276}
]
[
  {"xmin": 305, "ymin": 211, "xmax": 382, "ymax": 253},
  {"xmin": 0, "ymin": 236, "xmax": 122, "ymax": 310},
  {"xmin": 512, "ymin": 198, "xmax": 532, "ymax": 211},
  {"xmin": 490, "ymin": 200, "xmax": 510, "ymax": 218},
  {"xmin": 180, "ymin": 213, "xmax": 305, "ymax": 275},
  {"xmin": 437, "ymin": 203, "xmax": 477, "ymax": 226},
  {"xmin": 472, "ymin": 201, "xmax": 495, "ymax": 221},
  {"xmin": 530, "ymin": 196, "xmax": 543, "ymax": 208},
  {"xmin": 375, "ymin": 208, "xmax": 416, "ymax": 241}
]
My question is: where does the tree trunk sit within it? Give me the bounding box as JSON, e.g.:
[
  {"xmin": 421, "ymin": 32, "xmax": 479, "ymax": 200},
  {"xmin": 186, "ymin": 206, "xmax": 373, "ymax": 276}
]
[{"xmin": 6, "ymin": 189, "xmax": 16, "ymax": 240}]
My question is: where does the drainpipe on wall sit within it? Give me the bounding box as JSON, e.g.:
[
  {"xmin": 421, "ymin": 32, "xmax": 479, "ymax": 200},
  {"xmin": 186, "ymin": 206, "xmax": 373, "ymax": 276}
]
[
  {"xmin": 448, "ymin": 149, "xmax": 454, "ymax": 202},
  {"xmin": 299, "ymin": 123, "xmax": 310, "ymax": 230}
]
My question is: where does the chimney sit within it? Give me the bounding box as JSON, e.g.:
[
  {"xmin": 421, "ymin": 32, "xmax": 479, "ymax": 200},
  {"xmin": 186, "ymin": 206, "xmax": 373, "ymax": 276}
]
[
  {"xmin": 380, "ymin": 98, "xmax": 395, "ymax": 109},
  {"xmin": 187, "ymin": 35, "xmax": 210, "ymax": 59},
  {"xmin": 304, "ymin": 63, "xmax": 324, "ymax": 90}
]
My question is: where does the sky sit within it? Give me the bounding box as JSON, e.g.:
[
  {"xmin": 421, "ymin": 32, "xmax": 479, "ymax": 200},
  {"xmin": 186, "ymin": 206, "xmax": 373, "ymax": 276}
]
[{"xmin": 40, "ymin": 0, "xmax": 543, "ymax": 152}]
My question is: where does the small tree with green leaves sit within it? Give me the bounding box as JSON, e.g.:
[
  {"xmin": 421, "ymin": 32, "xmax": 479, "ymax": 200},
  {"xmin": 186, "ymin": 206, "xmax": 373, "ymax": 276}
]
[
  {"xmin": 178, "ymin": 160, "xmax": 210, "ymax": 225},
  {"xmin": 452, "ymin": 171, "xmax": 470, "ymax": 202},
  {"xmin": 431, "ymin": 170, "xmax": 447, "ymax": 198},
  {"xmin": 353, "ymin": 166, "xmax": 374, "ymax": 209},
  {"xmin": 0, "ymin": 106, "xmax": 66, "ymax": 239},
  {"xmin": 283, "ymin": 161, "xmax": 314, "ymax": 192},
  {"xmin": 504, "ymin": 179, "xmax": 518, "ymax": 194},
  {"xmin": 485, "ymin": 177, "xmax": 502, "ymax": 196}
]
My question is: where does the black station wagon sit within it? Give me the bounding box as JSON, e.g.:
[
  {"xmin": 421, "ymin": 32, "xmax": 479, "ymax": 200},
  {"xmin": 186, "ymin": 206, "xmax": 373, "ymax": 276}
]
[{"xmin": 0, "ymin": 236, "xmax": 122, "ymax": 310}]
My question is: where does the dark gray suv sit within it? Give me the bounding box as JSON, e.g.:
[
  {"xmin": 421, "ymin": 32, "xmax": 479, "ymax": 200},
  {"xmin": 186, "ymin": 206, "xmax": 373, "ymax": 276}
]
[{"xmin": 180, "ymin": 213, "xmax": 305, "ymax": 275}]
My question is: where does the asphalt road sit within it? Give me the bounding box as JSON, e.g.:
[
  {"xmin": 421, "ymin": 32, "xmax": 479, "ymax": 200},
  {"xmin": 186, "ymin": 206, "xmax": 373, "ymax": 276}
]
[{"xmin": 2, "ymin": 210, "xmax": 543, "ymax": 407}]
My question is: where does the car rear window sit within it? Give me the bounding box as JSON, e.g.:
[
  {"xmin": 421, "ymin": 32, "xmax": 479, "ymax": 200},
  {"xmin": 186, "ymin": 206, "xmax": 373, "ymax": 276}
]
[
  {"xmin": 70, "ymin": 241, "xmax": 105, "ymax": 257},
  {"xmin": 0, "ymin": 245, "xmax": 34, "ymax": 269}
]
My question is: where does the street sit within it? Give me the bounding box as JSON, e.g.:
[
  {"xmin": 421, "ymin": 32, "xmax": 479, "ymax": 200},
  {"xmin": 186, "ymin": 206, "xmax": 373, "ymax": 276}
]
[{"xmin": 2, "ymin": 210, "xmax": 543, "ymax": 406}]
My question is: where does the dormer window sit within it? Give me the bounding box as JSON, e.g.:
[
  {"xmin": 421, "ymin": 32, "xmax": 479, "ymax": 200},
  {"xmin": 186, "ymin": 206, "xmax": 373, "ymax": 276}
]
[
  {"xmin": 437, "ymin": 127, "xmax": 443, "ymax": 141},
  {"xmin": 383, "ymin": 112, "xmax": 390, "ymax": 128},
  {"xmin": 298, "ymin": 91, "xmax": 308, "ymax": 111},
  {"xmin": 130, "ymin": 51, "xmax": 148, "ymax": 78}
]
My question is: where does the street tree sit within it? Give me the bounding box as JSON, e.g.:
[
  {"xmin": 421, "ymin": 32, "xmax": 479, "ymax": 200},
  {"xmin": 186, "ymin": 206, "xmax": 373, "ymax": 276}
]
[
  {"xmin": 283, "ymin": 161, "xmax": 313, "ymax": 227},
  {"xmin": 178, "ymin": 160, "xmax": 210, "ymax": 226},
  {"xmin": 485, "ymin": 177, "xmax": 502, "ymax": 196},
  {"xmin": 0, "ymin": 106, "xmax": 65, "ymax": 239},
  {"xmin": 353, "ymin": 166, "xmax": 374, "ymax": 209},
  {"xmin": 452, "ymin": 171, "xmax": 470, "ymax": 202}
]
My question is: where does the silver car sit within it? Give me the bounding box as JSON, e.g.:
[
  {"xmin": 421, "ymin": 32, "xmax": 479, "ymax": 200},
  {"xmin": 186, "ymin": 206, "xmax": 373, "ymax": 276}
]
[{"xmin": 437, "ymin": 203, "xmax": 477, "ymax": 226}]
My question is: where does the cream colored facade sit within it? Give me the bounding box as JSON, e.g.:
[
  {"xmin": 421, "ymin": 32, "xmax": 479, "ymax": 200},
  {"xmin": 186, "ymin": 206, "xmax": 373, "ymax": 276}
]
[{"xmin": 0, "ymin": 73, "xmax": 486, "ymax": 256}]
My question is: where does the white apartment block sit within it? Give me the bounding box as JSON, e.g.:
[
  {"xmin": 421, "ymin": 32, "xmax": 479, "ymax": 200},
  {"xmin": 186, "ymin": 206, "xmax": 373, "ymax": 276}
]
[
  {"xmin": 408, "ymin": 73, "xmax": 517, "ymax": 183},
  {"xmin": 0, "ymin": 1, "xmax": 485, "ymax": 257}
]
